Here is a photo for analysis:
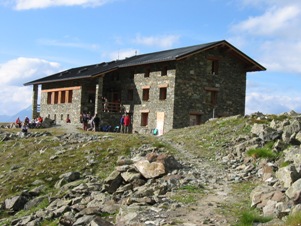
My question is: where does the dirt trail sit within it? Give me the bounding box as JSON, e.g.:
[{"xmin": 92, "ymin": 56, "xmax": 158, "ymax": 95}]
[{"xmin": 161, "ymin": 141, "xmax": 235, "ymax": 226}]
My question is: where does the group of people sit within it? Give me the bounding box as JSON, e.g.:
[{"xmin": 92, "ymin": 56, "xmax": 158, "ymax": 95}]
[
  {"xmin": 119, "ymin": 113, "xmax": 131, "ymax": 133},
  {"xmin": 15, "ymin": 115, "xmax": 44, "ymax": 133},
  {"xmin": 80, "ymin": 111, "xmax": 131, "ymax": 133},
  {"xmin": 80, "ymin": 112, "xmax": 100, "ymax": 131}
]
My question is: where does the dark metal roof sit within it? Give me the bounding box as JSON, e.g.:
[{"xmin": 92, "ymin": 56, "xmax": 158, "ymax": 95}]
[{"xmin": 24, "ymin": 40, "xmax": 266, "ymax": 86}]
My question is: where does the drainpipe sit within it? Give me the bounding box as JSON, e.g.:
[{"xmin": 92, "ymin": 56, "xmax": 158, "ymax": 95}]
[{"xmin": 212, "ymin": 106, "xmax": 216, "ymax": 118}]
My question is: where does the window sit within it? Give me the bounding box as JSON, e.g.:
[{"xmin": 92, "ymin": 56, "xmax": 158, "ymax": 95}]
[
  {"xmin": 47, "ymin": 92, "xmax": 52, "ymax": 104},
  {"xmin": 159, "ymin": 87, "xmax": 167, "ymax": 100},
  {"xmin": 144, "ymin": 68, "xmax": 150, "ymax": 78},
  {"xmin": 67, "ymin": 90, "xmax": 73, "ymax": 103},
  {"xmin": 206, "ymin": 90, "xmax": 218, "ymax": 106},
  {"xmin": 161, "ymin": 66, "xmax": 167, "ymax": 76},
  {"xmin": 190, "ymin": 114, "xmax": 201, "ymax": 126},
  {"xmin": 141, "ymin": 113, "xmax": 148, "ymax": 126},
  {"xmin": 127, "ymin": 89, "xmax": 134, "ymax": 101},
  {"xmin": 61, "ymin": 114, "xmax": 64, "ymax": 120},
  {"xmin": 43, "ymin": 86, "xmax": 79, "ymax": 105},
  {"xmin": 54, "ymin": 92, "xmax": 59, "ymax": 104},
  {"xmin": 61, "ymin": 91, "xmax": 66, "ymax": 103},
  {"xmin": 207, "ymin": 59, "xmax": 219, "ymax": 75},
  {"xmin": 142, "ymin": 88, "xmax": 149, "ymax": 101}
]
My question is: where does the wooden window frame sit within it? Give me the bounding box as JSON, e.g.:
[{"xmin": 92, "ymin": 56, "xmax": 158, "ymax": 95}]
[
  {"xmin": 142, "ymin": 88, "xmax": 150, "ymax": 101},
  {"xmin": 144, "ymin": 68, "xmax": 150, "ymax": 78},
  {"xmin": 43, "ymin": 86, "xmax": 79, "ymax": 105},
  {"xmin": 161, "ymin": 66, "xmax": 167, "ymax": 76},
  {"xmin": 141, "ymin": 112, "xmax": 148, "ymax": 126},
  {"xmin": 159, "ymin": 87, "xmax": 167, "ymax": 100},
  {"xmin": 207, "ymin": 57, "xmax": 219, "ymax": 75}
]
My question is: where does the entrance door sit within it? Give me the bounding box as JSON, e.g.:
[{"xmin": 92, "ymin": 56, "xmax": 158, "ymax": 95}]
[
  {"xmin": 189, "ymin": 114, "xmax": 201, "ymax": 126},
  {"xmin": 156, "ymin": 112, "xmax": 165, "ymax": 136}
]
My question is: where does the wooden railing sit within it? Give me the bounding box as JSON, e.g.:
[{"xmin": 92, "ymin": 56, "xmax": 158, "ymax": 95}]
[{"xmin": 104, "ymin": 102, "xmax": 124, "ymax": 113}]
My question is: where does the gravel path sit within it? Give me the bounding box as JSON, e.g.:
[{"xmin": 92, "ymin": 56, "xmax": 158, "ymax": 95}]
[{"xmin": 160, "ymin": 140, "xmax": 235, "ymax": 226}]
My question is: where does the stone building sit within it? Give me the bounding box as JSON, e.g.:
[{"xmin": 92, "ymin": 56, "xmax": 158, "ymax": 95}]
[{"xmin": 24, "ymin": 40, "xmax": 265, "ymax": 135}]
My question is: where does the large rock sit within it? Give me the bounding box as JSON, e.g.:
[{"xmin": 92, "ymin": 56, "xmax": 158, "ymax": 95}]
[
  {"xmin": 4, "ymin": 195, "xmax": 28, "ymax": 211},
  {"xmin": 283, "ymin": 146, "xmax": 301, "ymax": 173},
  {"xmin": 103, "ymin": 170, "xmax": 124, "ymax": 194},
  {"xmin": 134, "ymin": 160, "xmax": 165, "ymax": 179},
  {"xmin": 276, "ymin": 165, "xmax": 300, "ymax": 188},
  {"xmin": 251, "ymin": 124, "xmax": 280, "ymax": 142},
  {"xmin": 285, "ymin": 179, "xmax": 301, "ymax": 201}
]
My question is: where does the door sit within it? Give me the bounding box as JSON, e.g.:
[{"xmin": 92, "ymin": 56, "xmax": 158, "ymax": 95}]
[{"xmin": 156, "ymin": 112, "xmax": 165, "ymax": 136}]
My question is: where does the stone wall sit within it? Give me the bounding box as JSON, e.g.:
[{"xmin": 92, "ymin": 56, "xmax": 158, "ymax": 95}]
[{"xmin": 173, "ymin": 48, "xmax": 246, "ymax": 129}]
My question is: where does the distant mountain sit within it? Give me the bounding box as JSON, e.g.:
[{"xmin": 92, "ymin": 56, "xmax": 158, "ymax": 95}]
[{"xmin": 0, "ymin": 106, "xmax": 32, "ymax": 123}]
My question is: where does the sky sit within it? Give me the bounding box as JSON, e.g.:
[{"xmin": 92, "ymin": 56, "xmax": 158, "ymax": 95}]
[{"xmin": 0, "ymin": 0, "xmax": 301, "ymax": 117}]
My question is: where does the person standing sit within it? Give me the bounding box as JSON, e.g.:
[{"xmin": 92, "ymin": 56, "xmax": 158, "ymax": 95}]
[
  {"xmin": 93, "ymin": 113, "xmax": 100, "ymax": 132},
  {"xmin": 120, "ymin": 114, "xmax": 125, "ymax": 133},
  {"xmin": 82, "ymin": 113, "xmax": 88, "ymax": 131},
  {"xmin": 124, "ymin": 113, "xmax": 131, "ymax": 133}
]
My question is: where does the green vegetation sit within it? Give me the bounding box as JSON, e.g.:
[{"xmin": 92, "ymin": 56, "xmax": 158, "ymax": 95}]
[
  {"xmin": 0, "ymin": 129, "xmax": 165, "ymax": 220},
  {"xmin": 285, "ymin": 210, "xmax": 301, "ymax": 226},
  {"xmin": 219, "ymin": 181, "xmax": 261, "ymax": 225},
  {"xmin": 235, "ymin": 210, "xmax": 272, "ymax": 226},
  {"xmin": 0, "ymin": 113, "xmax": 295, "ymax": 225},
  {"xmin": 246, "ymin": 147, "xmax": 278, "ymax": 160}
]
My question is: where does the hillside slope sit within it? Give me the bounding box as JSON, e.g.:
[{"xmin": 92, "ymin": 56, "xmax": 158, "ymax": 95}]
[{"xmin": 1, "ymin": 112, "xmax": 301, "ymax": 225}]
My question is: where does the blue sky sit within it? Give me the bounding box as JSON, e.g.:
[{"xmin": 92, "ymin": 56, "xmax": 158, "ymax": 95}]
[{"xmin": 0, "ymin": 0, "xmax": 301, "ymax": 116}]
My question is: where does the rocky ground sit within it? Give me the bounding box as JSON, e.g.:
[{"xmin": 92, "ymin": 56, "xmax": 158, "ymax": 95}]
[{"xmin": 1, "ymin": 112, "xmax": 301, "ymax": 225}]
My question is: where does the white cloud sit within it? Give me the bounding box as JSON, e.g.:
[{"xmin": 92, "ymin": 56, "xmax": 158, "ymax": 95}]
[
  {"xmin": 232, "ymin": 5, "xmax": 300, "ymax": 36},
  {"xmin": 12, "ymin": 0, "xmax": 114, "ymax": 10},
  {"xmin": 0, "ymin": 85, "xmax": 32, "ymax": 115},
  {"xmin": 0, "ymin": 57, "xmax": 61, "ymax": 115},
  {"xmin": 246, "ymin": 92, "xmax": 301, "ymax": 115},
  {"xmin": 230, "ymin": 1, "xmax": 301, "ymax": 75},
  {"xmin": 0, "ymin": 57, "xmax": 60, "ymax": 85},
  {"xmin": 134, "ymin": 34, "xmax": 180, "ymax": 49},
  {"xmin": 260, "ymin": 40, "xmax": 301, "ymax": 73}
]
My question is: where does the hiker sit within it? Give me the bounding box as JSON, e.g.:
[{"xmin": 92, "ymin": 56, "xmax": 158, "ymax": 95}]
[
  {"xmin": 15, "ymin": 117, "xmax": 22, "ymax": 128},
  {"xmin": 124, "ymin": 113, "xmax": 131, "ymax": 133},
  {"xmin": 82, "ymin": 113, "xmax": 88, "ymax": 131},
  {"xmin": 93, "ymin": 113, "xmax": 100, "ymax": 132},
  {"xmin": 21, "ymin": 122, "xmax": 29, "ymax": 134},
  {"xmin": 24, "ymin": 116, "xmax": 30, "ymax": 125},
  {"xmin": 120, "ymin": 114, "xmax": 125, "ymax": 133},
  {"xmin": 103, "ymin": 97, "xmax": 109, "ymax": 112}
]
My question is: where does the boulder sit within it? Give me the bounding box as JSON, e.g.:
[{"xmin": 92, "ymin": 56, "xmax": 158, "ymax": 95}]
[
  {"xmin": 285, "ymin": 179, "xmax": 301, "ymax": 201},
  {"xmin": 4, "ymin": 195, "xmax": 28, "ymax": 211},
  {"xmin": 276, "ymin": 165, "xmax": 300, "ymax": 188},
  {"xmin": 104, "ymin": 170, "xmax": 124, "ymax": 194},
  {"xmin": 134, "ymin": 160, "xmax": 165, "ymax": 179}
]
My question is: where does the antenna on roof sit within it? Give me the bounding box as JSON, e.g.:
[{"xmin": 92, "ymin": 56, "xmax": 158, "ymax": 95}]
[{"xmin": 135, "ymin": 50, "xmax": 137, "ymax": 56}]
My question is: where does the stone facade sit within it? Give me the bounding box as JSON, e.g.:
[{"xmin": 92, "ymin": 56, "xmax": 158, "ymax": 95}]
[{"xmin": 35, "ymin": 45, "xmax": 257, "ymax": 134}]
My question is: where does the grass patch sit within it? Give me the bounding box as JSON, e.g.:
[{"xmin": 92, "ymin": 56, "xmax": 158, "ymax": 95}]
[
  {"xmin": 246, "ymin": 148, "xmax": 278, "ymax": 160},
  {"xmin": 219, "ymin": 181, "xmax": 259, "ymax": 225},
  {"xmin": 285, "ymin": 211, "xmax": 301, "ymax": 226},
  {"xmin": 235, "ymin": 210, "xmax": 272, "ymax": 226}
]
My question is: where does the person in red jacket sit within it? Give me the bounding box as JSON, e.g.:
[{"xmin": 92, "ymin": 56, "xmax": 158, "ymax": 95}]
[{"xmin": 123, "ymin": 113, "xmax": 131, "ymax": 133}]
